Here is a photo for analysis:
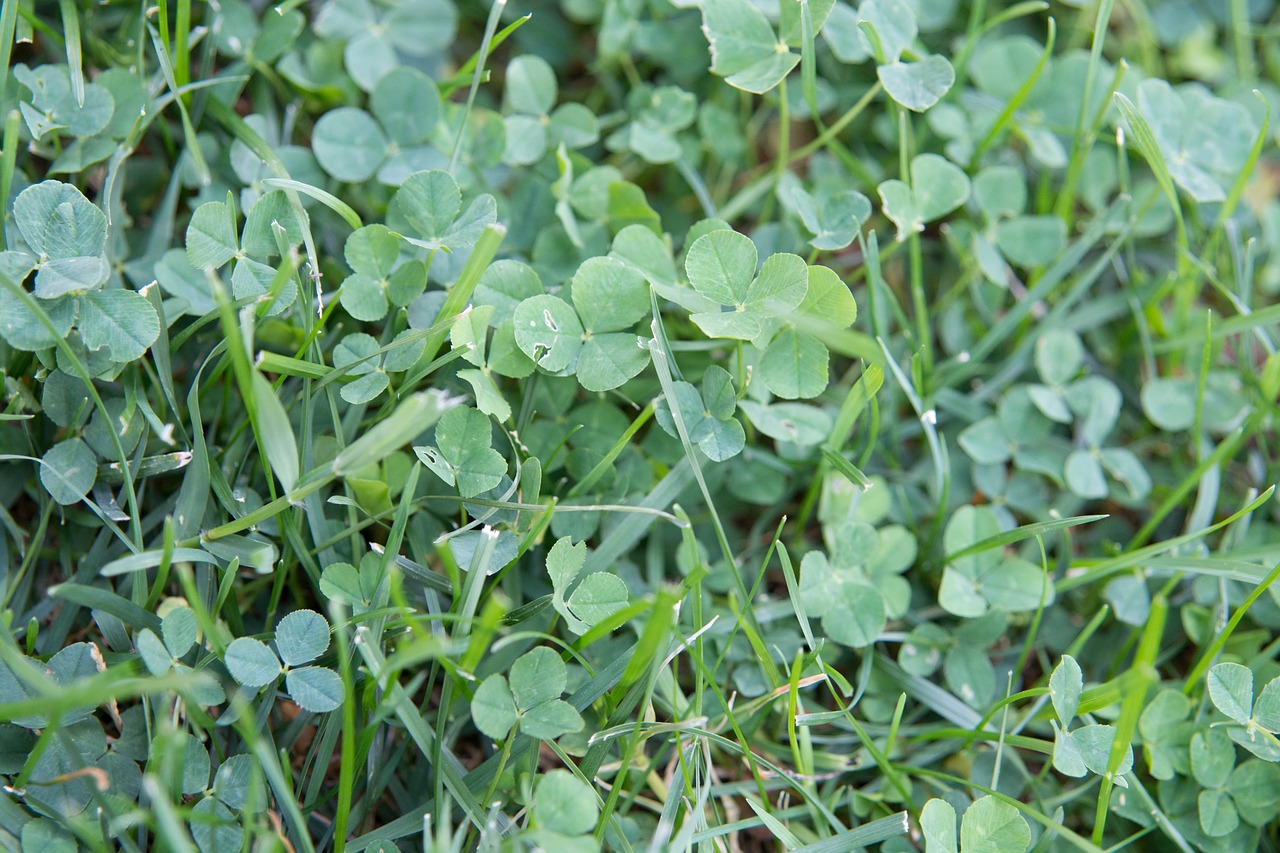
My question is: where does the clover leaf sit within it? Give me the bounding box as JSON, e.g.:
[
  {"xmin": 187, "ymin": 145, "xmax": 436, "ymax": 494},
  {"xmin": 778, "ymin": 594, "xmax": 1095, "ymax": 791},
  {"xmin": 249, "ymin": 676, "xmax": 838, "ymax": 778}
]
[
  {"xmin": 389, "ymin": 169, "xmax": 497, "ymax": 254},
  {"xmin": 545, "ymin": 536, "xmax": 629, "ymax": 635},
  {"xmin": 685, "ymin": 230, "xmax": 807, "ymax": 343},
  {"xmin": 501, "ymin": 55, "xmax": 599, "ymax": 165},
  {"xmin": 939, "ymin": 505, "xmax": 1055, "ymax": 617},
  {"xmin": 699, "ymin": 0, "xmax": 799, "ymax": 94},
  {"xmin": 655, "ymin": 365, "xmax": 747, "ymax": 461},
  {"xmin": 223, "ymin": 611, "xmax": 341, "ymax": 714},
  {"xmin": 314, "ymin": 0, "xmax": 457, "ymax": 92},
  {"xmin": 512, "ymin": 256, "xmax": 651, "ymax": 390},
  {"xmin": 920, "ymin": 795, "xmax": 1031, "ymax": 853},
  {"xmin": 1134, "ymin": 78, "xmax": 1258, "ymax": 203},
  {"xmin": 1206, "ymin": 662, "xmax": 1280, "ymax": 761},
  {"xmin": 338, "ymin": 224, "xmax": 426, "ymax": 322},
  {"xmin": 878, "ymin": 153, "xmax": 970, "ymax": 240},
  {"xmin": 471, "ymin": 647, "xmax": 584, "ymax": 741},
  {"xmin": 415, "ymin": 405, "xmax": 507, "ymax": 498},
  {"xmin": 879, "ymin": 54, "xmax": 955, "ymax": 112},
  {"xmin": 13, "ymin": 180, "xmax": 109, "ymax": 298},
  {"xmin": 778, "ymin": 173, "xmax": 871, "ymax": 252}
]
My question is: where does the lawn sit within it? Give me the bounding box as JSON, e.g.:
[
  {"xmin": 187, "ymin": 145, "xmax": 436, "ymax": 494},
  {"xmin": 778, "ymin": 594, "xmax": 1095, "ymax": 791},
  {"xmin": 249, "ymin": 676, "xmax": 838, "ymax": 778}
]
[{"xmin": 2, "ymin": 0, "xmax": 1280, "ymax": 851}]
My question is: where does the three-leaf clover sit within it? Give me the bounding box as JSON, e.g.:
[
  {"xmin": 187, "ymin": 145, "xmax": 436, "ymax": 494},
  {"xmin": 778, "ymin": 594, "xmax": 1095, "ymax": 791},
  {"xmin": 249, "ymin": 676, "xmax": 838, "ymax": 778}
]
[
  {"xmin": 415, "ymin": 405, "xmax": 508, "ymax": 498},
  {"xmin": 878, "ymin": 153, "xmax": 971, "ymax": 241},
  {"xmin": 545, "ymin": 536, "xmax": 630, "ymax": 635},
  {"xmin": 183, "ymin": 191, "xmax": 304, "ymax": 315},
  {"xmin": 684, "ymin": 229, "xmax": 807, "ymax": 343},
  {"xmin": 312, "ymin": 67, "xmax": 443, "ymax": 184},
  {"xmin": 471, "ymin": 646, "xmax": 585, "ymax": 741},
  {"xmin": 337, "ymin": 223, "xmax": 427, "ymax": 322},
  {"xmin": 332, "ymin": 330, "xmax": 425, "ymax": 405},
  {"xmin": 938, "ymin": 505, "xmax": 1055, "ymax": 618},
  {"xmin": 501, "ymin": 55, "xmax": 599, "ymax": 166},
  {"xmin": 1047, "ymin": 655, "xmax": 1134, "ymax": 781},
  {"xmin": 920, "ymin": 795, "xmax": 1032, "ymax": 853},
  {"xmin": 1206, "ymin": 662, "xmax": 1280, "ymax": 761},
  {"xmin": 654, "ymin": 365, "xmax": 747, "ymax": 461},
  {"xmin": 605, "ymin": 84, "xmax": 697, "ymax": 164},
  {"xmin": 512, "ymin": 255, "xmax": 651, "ymax": 391},
  {"xmin": 313, "ymin": 0, "xmax": 457, "ymax": 91},
  {"xmin": 224, "ymin": 610, "xmax": 343, "ymax": 713},
  {"xmin": 777, "ymin": 172, "xmax": 872, "ymax": 252},
  {"xmin": 1131, "ymin": 79, "xmax": 1258, "ymax": 203},
  {"xmin": 699, "ymin": 0, "xmax": 799, "ymax": 94},
  {"xmin": 387, "ymin": 169, "xmax": 497, "ymax": 255},
  {"xmin": 1, "ymin": 182, "xmax": 160, "ymax": 364}
]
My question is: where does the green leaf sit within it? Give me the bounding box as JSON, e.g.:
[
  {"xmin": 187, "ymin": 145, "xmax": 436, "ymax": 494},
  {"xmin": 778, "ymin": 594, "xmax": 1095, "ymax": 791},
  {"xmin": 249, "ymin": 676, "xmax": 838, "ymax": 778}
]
[
  {"xmin": 186, "ymin": 201, "xmax": 238, "ymax": 270},
  {"xmin": 567, "ymin": 572, "xmax": 629, "ymax": 626},
  {"xmin": 570, "ymin": 256, "xmax": 649, "ymax": 333},
  {"xmin": 458, "ymin": 368, "xmax": 511, "ymax": 421},
  {"xmin": 416, "ymin": 406, "xmax": 506, "ymax": 498},
  {"xmin": 77, "ymin": 289, "xmax": 161, "ymax": 363},
  {"xmin": 958, "ymin": 417, "xmax": 1013, "ymax": 465},
  {"xmin": 685, "ymin": 229, "xmax": 757, "ymax": 306},
  {"xmin": 920, "ymin": 799, "xmax": 958, "ymax": 853},
  {"xmin": 372, "ymin": 67, "xmax": 440, "ymax": 145},
  {"xmin": 858, "ymin": 0, "xmax": 916, "ymax": 61},
  {"xmin": 509, "ymin": 646, "xmax": 566, "ymax": 711},
  {"xmin": 1229, "ymin": 761, "xmax": 1280, "ymax": 825},
  {"xmin": 393, "ymin": 169, "xmax": 461, "ymax": 243},
  {"xmin": 472, "ymin": 674, "xmax": 518, "ymax": 739},
  {"xmin": 878, "ymin": 55, "xmax": 954, "ymax": 112},
  {"xmin": 1198, "ymin": 789, "xmax": 1239, "ymax": 838},
  {"xmin": 191, "ymin": 796, "xmax": 241, "ymax": 853},
  {"xmin": 760, "ymin": 328, "xmax": 828, "ymax": 399},
  {"xmin": 533, "ymin": 770, "xmax": 598, "ymax": 835},
  {"xmin": 451, "ymin": 304, "xmax": 494, "ymax": 367},
  {"xmin": 1190, "ymin": 728, "xmax": 1235, "ymax": 789},
  {"xmin": 700, "ymin": 0, "xmax": 799, "ymax": 93},
  {"xmin": 224, "ymin": 637, "xmax": 282, "ymax": 688},
  {"xmin": 40, "ymin": 438, "xmax": 96, "ymax": 505},
  {"xmin": 1135, "ymin": 78, "xmax": 1257, "ymax": 203},
  {"xmin": 995, "ymin": 215, "xmax": 1067, "ymax": 268},
  {"xmin": 1034, "ymin": 329, "xmax": 1083, "ymax": 387},
  {"xmin": 285, "ymin": 666, "xmax": 343, "ymax": 713},
  {"xmin": 1208, "ymin": 663, "xmax": 1254, "ymax": 725},
  {"xmin": 137, "ymin": 629, "xmax": 173, "ymax": 675},
  {"xmin": 576, "ymin": 333, "xmax": 649, "ymax": 392},
  {"xmin": 878, "ymin": 153, "xmax": 970, "ymax": 240},
  {"xmin": 275, "ymin": 609, "xmax": 330, "ymax": 667},
  {"xmin": 1071, "ymin": 724, "xmax": 1133, "ymax": 775},
  {"xmin": 1065, "ymin": 450, "xmax": 1107, "ymax": 499},
  {"xmin": 547, "ymin": 536, "xmax": 587, "ymax": 597},
  {"xmin": 960, "ymin": 796, "xmax": 1031, "ymax": 853},
  {"xmin": 1049, "ymin": 655, "xmax": 1083, "ymax": 725},
  {"xmin": 1141, "ymin": 377, "xmax": 1197, "ymax": 431},
  {"xmin": 520, "ymin": 698, "xmax": 584, "ymax": 740},
  {"xmin": 251, "ymin": 372, "xmax": 299, "ymax": 493},
  {"xmin": 339, "ymin": 273, "xmax": 390, "ymax": 322},
  {"xmin": 162, "ymin": 608, "xmax": 199, "ymax": 658},
  {"xmin": 513, "ymin": 294, "xmax": 584, "ymax": 372},
  {"xmin": 739, "ymin": 401, "xmax": 831, "ymax": 445},
  {"xmin": 313, "ymin": 107, "xmax": 388, "ymax": 182},
  {"xmin": 13, "ymin": 180, "xmax": 107, "ymax": 263},
  {"xmin": 981, "ymin": 557, "xmax": 1053, "ymax": 612},
  {"xmin": 504, "ymin": 54, "xmax": 557, "ymax": 116},
  {"xmin": 1253, "ymin": 676, "xmax": 1280, "ymax": 731},
  {"xmin": 475, "ymin": 260, "xmax": 543, "ymax": 324}
]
